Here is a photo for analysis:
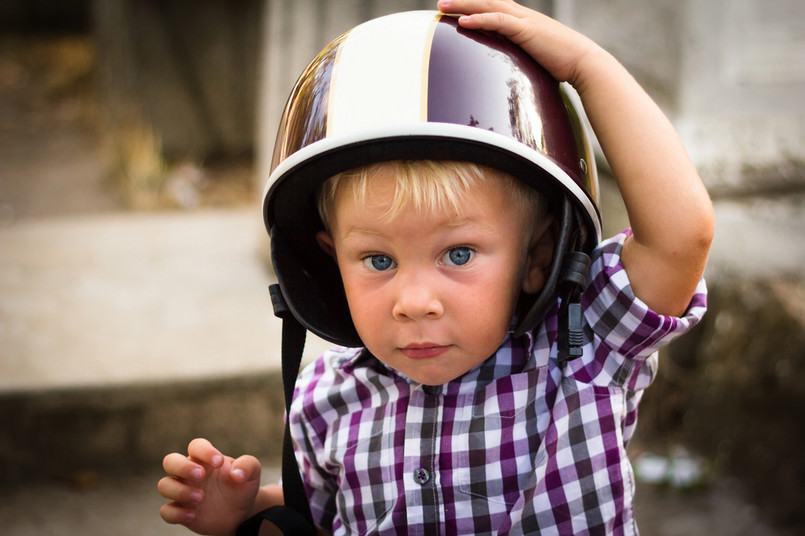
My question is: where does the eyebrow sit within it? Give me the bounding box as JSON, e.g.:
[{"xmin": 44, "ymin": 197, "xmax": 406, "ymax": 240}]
[
  {"xmin": 340, "ymin": 226, "xmax": 386, "ymax": 240},
  {"xmin": 339, "ymin": 216, "xmax": 493, "ymax": 241}
]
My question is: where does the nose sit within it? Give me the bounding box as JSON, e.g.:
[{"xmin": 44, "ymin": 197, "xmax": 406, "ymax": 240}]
[{"xmin": 391, "ymin": 269, "xmax": 444, "ymax": 321}]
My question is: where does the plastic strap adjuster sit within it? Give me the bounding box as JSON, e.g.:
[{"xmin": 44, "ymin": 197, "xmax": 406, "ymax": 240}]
[{"xmin": 269, "ymin": 283, "xmax": 290, "ymax": 318}]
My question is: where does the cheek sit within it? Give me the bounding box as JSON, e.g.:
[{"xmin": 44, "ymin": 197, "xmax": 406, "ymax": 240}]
[
  {"xmin": 454, "ymin": 275, "xmax": 518, "ymax": 328},
  {"xmin": 473, "ymin": 258, "xmax": 523, "ymax": 305},
  {"xmin": 339, "ymin": 271, "xmax": 385, "ymax": 329}
]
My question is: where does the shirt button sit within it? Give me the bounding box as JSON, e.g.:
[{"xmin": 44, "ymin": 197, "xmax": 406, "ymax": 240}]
[
  {"xmin": 413, "ymin": 467, "xmax": 431, "ymax": 485},
  {"xmin": 423, "ymin": 385, "xmax": 440, "ymax": 396}
]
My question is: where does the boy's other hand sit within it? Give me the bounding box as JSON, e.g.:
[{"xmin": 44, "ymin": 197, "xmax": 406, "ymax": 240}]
[{"xmin": 159, "ymin": 438, "xmax": 262, "ymax": 536}]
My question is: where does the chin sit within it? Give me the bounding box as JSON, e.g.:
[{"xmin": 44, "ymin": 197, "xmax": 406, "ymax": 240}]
[
  {"xmin": 373, "ymin": 348, "xmax": 482, "ymax": 387},
  {"xmin": 405, "ymin": 367, "xmax": 464, "ymax": 387}
]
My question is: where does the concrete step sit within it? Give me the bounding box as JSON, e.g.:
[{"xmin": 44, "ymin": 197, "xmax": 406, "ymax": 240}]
[{"xmin": 0, "ymin": 209, "xmax": 331, "ymax": 483}]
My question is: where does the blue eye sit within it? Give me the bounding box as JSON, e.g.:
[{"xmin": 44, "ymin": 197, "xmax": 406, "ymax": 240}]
[
  {"xmin": 364, "ymin": 255, "xmax": 395, "ymax": 271},
  {"xmin": 444, "ymin": 247, "xmax": 474, "ymax": 266}
]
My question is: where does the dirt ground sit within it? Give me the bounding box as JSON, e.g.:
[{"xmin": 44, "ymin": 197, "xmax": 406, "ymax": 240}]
[{"xmin": 0, "ymin": 34, "xmax": 795, "ymax": 536}]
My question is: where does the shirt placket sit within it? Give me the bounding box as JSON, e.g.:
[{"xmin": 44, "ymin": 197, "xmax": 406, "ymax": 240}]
[{"xmin": 403, "ymin": 384, "xmax": 443, "ymax": 535}]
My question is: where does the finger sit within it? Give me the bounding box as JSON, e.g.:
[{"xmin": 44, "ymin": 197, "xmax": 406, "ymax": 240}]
[
  {"xmin": 159, "ymin": 501, "xmax": 197, "ymax": 526},
  {"xmin": 163, "ymin": 452, "xmax": 205, "ymax": 482},
  {"xmin": 230, "ymin": 454, "xmax": 262, "ymax": 484},
  {"xmin": 456, "ymin": 11, "xmax": 529, "ymax": 37},
  {"xmin": 187, "ymin": 437, "xmax": 224, "ymax": 468},
  {"xmin": 157, "ymin": 475, "xmax": 204, "ymax": 505},
  {"xmin": 436, "ymin": 0, "xmax": 543, "ymax": 48},
  {"xmin": 437, "ymin": 0, "xmax": 526, "ymax": 18}
]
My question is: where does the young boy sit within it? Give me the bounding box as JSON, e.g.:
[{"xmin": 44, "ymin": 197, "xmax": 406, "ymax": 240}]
[{"xmin": 159, "ymin": 1, "xmax": 713, "ymax": 534}]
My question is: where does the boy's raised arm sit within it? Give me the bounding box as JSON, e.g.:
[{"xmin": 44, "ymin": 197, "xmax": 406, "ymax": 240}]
[{"xmin": 438, "ymin": 0, "xmax": 714, "ymax": 317}]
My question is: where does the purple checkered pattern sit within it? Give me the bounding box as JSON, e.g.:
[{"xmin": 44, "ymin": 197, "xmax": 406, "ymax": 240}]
[{"xmin": 289, "ymin": 230, "xmax": 707, "ymax": 535}]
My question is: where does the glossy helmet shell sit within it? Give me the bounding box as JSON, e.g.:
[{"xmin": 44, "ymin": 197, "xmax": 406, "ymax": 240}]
[{"xmin": 263, "ymin": 11, "xmax": 601, "ymax": 347}]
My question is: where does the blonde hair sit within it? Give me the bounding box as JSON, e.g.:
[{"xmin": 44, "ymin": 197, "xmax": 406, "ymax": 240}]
[{"xmin": 317, "ymin": 160, "xmax": 547, "ymax": 232}]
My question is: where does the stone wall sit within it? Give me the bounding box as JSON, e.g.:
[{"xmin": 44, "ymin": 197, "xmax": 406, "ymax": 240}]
[{"xmin": 0, "ymin": 375, "xmax": 287, "ymax": 484}]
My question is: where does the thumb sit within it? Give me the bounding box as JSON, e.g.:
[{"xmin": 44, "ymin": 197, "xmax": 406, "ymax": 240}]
[{"xmin": 229, "ymin": 454, "xmax": 262, "ymax": 484}]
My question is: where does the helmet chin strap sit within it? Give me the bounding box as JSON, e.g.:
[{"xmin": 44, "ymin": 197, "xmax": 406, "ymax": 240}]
[
  {"xmin": 514, "ymin": 197, "xmax": 591, "ymax": 360},
  {"xmin": 239, "ymin": 285, "xmax": 316, "ymax": 536}
]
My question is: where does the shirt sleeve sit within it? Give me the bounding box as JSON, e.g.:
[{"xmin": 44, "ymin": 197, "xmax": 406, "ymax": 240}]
[{"xmin": 569, "ymin": 229, "xmax": 708, "ymax": 389}]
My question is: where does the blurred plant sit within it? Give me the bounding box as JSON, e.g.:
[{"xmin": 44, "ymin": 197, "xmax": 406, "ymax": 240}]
[{"xmin": 110, "ymin": 119, "xmax": 167, "ymax": 210}]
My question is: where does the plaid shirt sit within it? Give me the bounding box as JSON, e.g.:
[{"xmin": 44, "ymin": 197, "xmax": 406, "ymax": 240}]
[{"xmin": 289, "ymin": 230, "xmax": 707, "ymax": 535}]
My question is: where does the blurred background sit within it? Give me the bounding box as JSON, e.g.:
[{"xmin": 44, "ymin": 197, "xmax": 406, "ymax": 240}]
[{"xmin": 0, "ymin": 0, "xmax": 803, "ymax": 534}]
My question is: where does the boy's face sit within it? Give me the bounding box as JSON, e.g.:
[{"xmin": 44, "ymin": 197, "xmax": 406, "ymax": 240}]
[{"xmin": 318, "ymin": 165, "xmax": 550, "ymax": 386}]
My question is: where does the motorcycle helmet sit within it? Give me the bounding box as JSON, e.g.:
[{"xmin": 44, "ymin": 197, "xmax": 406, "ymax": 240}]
[{"xmin": 263, "ymin": 10, "xmax": 601, "ymax": 348}]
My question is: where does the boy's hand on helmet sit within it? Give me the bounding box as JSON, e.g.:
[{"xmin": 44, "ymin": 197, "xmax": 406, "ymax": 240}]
[
  {"xmin": 159, "ymin": 438, "xmax": 262, "ymax": 535},
  {"xmin": 436, "ymin": 0, "xmax": 602, "ymax": 87}
]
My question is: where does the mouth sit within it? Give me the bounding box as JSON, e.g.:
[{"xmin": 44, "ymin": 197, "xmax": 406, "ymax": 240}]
[{"xmin": 399, "ymin": 343, "xmax": 451, "ymax": 360}]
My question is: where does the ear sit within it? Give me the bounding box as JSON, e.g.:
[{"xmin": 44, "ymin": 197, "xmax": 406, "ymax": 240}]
[
  {"xmin": 522, "ymin": 216, "xmax": 556, "ymax": 294},
  {"xmin": 316, "ymin": 230, "xmax": 336, "ymax": 259}
]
